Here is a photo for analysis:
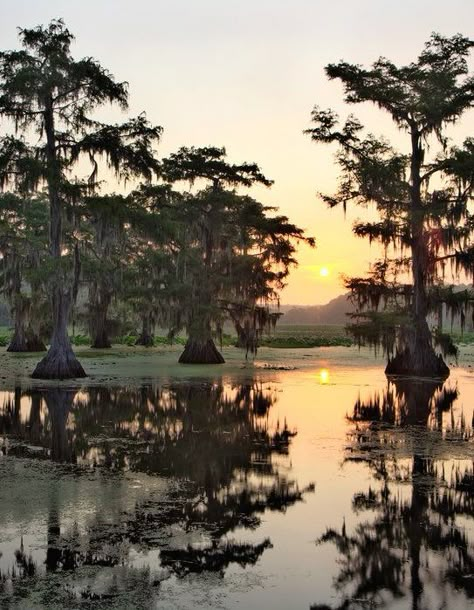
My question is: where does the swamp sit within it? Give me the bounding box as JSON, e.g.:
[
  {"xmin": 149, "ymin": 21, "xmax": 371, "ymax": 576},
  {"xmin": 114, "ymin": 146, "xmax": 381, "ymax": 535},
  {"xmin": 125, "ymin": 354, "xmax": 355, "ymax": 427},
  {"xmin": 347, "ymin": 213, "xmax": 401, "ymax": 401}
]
[
  {"xmin": 1, "ymin": 344, "xmax": 474, "ymax": 609},
  {"xmin": 1, "ymin": 5, "xmax": 474, "ymax": 610}
]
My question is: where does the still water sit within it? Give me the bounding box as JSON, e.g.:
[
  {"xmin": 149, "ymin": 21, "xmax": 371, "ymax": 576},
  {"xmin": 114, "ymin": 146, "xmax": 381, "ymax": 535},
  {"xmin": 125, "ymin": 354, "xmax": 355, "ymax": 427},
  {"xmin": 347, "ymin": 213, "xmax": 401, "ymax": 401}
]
[{"xmin": 0, "ymin": 348, "xmax": 474, "ymax": 609}]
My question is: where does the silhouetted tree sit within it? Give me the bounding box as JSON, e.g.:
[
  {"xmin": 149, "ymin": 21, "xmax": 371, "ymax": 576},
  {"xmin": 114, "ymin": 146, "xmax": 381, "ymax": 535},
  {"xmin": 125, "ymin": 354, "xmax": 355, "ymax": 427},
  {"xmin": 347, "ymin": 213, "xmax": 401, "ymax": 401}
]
[
  {"xmin": 162, "ymin": 146, "xmax": 272, "ymax": 363},
  {"xmin": 162, "ymin": 146, "xmax": 314, "ymax": 362},
  {"xmin": 0, "ymin": 20, "xmax": 161, "ymax": 378},
  {"xmin": 307, "ymin": 33, "xmax": 474, "ymax": 377},
  {"xmin": 224, "ymin": 193, "xmax": 314, "ymax": 356}
]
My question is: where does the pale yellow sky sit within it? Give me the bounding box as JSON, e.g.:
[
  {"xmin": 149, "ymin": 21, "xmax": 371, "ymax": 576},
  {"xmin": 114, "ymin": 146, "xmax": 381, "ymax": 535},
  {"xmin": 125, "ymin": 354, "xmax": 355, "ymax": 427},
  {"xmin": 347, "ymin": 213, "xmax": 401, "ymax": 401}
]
[{"xmin": 1, "ymin": 0, "xmax": 473, "ymax": 304}]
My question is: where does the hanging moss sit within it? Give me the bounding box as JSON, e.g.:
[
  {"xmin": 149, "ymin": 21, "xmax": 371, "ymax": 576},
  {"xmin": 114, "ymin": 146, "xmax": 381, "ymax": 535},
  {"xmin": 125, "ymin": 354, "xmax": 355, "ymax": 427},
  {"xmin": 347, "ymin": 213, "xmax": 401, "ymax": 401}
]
[{"xmin": 307, "ymin": 34, "xmax": 474, "ymax": 378}]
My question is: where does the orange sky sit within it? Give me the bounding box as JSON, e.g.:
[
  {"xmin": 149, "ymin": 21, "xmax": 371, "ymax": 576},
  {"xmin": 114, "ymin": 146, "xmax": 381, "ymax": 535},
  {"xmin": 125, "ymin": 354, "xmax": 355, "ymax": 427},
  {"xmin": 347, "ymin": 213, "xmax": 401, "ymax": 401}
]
[{"xmin": 1, "ymin": 0, "xmax": 473, "ymax": 304}]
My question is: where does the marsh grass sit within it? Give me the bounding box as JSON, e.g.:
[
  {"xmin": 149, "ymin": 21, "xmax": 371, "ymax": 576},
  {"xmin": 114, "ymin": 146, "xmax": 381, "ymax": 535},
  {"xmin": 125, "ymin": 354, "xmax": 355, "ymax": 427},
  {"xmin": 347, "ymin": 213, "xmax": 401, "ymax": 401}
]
[
  {"xmin": 6, "ymin": 324, "xmax": 474, "ymax": 351},
  {"xmin": 262, "ymin": 325, "xmax": 352, "ymax": 348}
]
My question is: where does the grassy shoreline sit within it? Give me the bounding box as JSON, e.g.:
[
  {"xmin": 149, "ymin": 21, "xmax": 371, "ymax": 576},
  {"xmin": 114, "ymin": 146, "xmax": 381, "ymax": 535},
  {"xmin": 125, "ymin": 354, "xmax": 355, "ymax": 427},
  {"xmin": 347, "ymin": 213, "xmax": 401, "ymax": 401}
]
[
  {"xmin": 2, "ymin": 324, "xmax": 474, "ymax": 351},
  {"xmin": 0, "ymin": 324, "xmax": 354, "ymax": 349}
]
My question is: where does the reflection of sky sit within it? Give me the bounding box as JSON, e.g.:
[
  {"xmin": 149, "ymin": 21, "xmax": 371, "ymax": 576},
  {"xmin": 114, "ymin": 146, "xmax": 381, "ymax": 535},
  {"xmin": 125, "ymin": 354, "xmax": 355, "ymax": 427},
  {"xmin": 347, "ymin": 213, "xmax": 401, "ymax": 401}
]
[
  {"xmin": 317, "ymin": 367, "xmax": 329, "ymax": 384},
  {"xmin": 1, "ymin": 1, "xmax": 473, "ymax": 304},
  {"xmin": 1, "ymin": 350, "xmax": 474, "ymax": 607}
]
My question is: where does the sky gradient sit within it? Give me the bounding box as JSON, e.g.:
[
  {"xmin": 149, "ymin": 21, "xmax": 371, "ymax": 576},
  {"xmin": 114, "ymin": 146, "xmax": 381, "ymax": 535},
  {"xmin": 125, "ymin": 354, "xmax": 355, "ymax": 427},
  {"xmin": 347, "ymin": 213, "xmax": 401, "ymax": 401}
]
[{"xmin": 1, "ymin": 0, "xmax": 473, "ymax": 304}]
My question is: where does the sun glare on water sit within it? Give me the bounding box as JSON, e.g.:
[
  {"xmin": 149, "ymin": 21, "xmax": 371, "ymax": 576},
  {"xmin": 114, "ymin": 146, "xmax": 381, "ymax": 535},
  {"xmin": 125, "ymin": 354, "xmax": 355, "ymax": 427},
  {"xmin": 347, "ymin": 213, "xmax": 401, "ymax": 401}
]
[{"xmin": 318, "ymin": 369, "xmax": 330, "ymax": 384}]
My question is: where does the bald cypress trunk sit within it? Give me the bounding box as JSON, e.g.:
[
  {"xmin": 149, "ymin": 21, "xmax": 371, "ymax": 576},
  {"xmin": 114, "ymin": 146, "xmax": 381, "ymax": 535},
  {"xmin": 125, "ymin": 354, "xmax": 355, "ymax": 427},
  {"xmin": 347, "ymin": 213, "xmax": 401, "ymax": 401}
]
[
  {"xmin": 7, "ymin": 305, "xmax": 29, "ymax": 352},
  {"xmin": 385, "ymin": 327, "xmax": 449, "ymax": 377},
  {"xmin": 179, "ymin": 338, "xmax": 225, "ymax": 364},
  {"xmin": 32, "ymin": 96, "xmax": 86, "ymax": 379},
  {"xmin": 91, "ymin": 323, "xmax": 111, "ymax": 349},
  {"xmin": 7, "ymin": 297, "xmax": 46, "ymax": 352},
  {"xmin": 179, "ymin": 228, "xmax": 225, "ymax": 364},
  {"xmin": 135, "ymin": 313, "xmax": 154, "ymax": 347},
  {"xmin": 45, "ymin": 506, "xmax": 61, "ymax": 572},
  {"xmin": 386, "ymin": 128, "xmax": 449, "ymax": 379},
  {"xmin": 179, "ymin": 321, "xmax": 224, "ymax": 364},
  {"xmin": 90, "ymin": 285, "xmax": 112, "ymax": 349},
  {"xmin": 32, "ymin": 288, "xmax": 85, "ymax": 379},
  {"xmin": 6, "ymin": 273, "xmax": 30, "ymax": 352},
  {"xmin": 25, "ymin": 327, "xmax": 47, "ymax": 352}
]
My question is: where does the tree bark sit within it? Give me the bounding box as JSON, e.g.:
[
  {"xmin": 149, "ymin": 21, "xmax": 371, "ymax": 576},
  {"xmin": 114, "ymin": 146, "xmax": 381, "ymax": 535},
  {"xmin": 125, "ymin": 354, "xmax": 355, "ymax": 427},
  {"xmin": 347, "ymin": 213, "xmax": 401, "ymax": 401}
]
[
  {"xmin": 385, "ymin": 343, "xmax": 449, "ymax": 378},
  {"xmin": 179, "ymin": 320, "xmax": 225, "ymax": 364},
  {"xmin": 25, "ymin": 327, "xmax": 47, "ymax": 352},
  {"xmin": 386, "ymin": 127, "xmax": 449, "ymax": 379},
  {"xmin": 91, "ymin": 327, "xmax": 111, "ymax": 349},
  {"xmin": 179, "ymin": 338, "xmax": 225, "ymax": 364},
  {"xmin": 7, "ymin": 280, "xmax": 29, "ymax": 352},
  {"xmin": 32, "ymin": 287, "xmax": 86, "ymax": 379},
  {"xmin": 90, "ymin": 286, "xmax": 112, "ymax": 349},
  {"xmin": 7, "ymin": 297, "xmax": 46, "ymax": 352},
  {"xmin": 32, "ymin": 95, "xmax": 86, "ymax": 379},
  {"xmin": 135, "ymin": 313, "xmax": 154, "ymax": 347},
  {"xmin": 7, "ymin": 306, "xmax": 28, "ymax": 352}
]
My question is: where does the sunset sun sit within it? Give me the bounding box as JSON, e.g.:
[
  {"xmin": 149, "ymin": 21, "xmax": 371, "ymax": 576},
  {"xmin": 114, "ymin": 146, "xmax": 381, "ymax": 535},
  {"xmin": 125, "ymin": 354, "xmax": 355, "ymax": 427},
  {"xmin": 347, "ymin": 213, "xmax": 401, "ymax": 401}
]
[{"xmin": 320, "ymin": 266, "xmax": 330, "ymax": 277}]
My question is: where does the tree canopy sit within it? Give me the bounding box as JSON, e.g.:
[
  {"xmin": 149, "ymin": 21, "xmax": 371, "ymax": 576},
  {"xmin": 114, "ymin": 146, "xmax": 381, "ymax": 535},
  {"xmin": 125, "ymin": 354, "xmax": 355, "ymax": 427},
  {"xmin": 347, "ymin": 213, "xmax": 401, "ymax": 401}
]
[
  {"xmin": 0, "ymin": 20, "xmax": 312, "ymax": 376},
  {"xmin": 307, "ymin": 33, "xmax": 474, "ymax": 377},
  {"xmin": 0, "ymin": 19, "xmax": 162, "ymax": 378}
]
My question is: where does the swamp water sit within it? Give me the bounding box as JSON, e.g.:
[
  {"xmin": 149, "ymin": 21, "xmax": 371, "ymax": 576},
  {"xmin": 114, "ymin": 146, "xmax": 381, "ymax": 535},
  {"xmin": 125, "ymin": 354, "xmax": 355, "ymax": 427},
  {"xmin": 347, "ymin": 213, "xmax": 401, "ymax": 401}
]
[{"xmin": 0, "ymin": 346, "xmax": 474, "ymax": 609}]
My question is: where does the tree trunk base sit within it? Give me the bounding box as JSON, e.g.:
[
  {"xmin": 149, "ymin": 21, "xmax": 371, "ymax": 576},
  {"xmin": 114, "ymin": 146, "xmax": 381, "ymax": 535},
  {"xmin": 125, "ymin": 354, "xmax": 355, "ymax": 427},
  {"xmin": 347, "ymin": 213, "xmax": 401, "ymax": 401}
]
[
  {"xmin": 7, "ymin": 333, "xmax": 47, "ymax": 353},
  {"xmin": 385, "ymin": 347, "xmax": 449, "ymax": 379},
  {"xmin": 135, "ymin": 333, "xmax": 154, "ymax": 347},
  {"xmin": 91, "ymin": 337, "xmax": 112, "ymax": 349},
  {"xmin": 179, "ymin": 339, "xmax": 225, "ymax": 364},
  {"xmin": 26, "ymin": 335, "xmax": 47, "ymax": 352},
  {"xmin": 32, "ymin": 347, "xmax": 87, "ymax": 380},
  {"xmin": 7, "ymin": 337, "xmax": 29, "ymax": 352}
]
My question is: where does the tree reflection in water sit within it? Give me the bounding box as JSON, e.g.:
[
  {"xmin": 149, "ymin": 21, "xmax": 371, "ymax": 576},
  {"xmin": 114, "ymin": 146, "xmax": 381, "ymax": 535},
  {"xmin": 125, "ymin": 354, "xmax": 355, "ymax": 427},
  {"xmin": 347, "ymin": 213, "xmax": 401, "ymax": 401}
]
[
  {"xmin": 0, "ymin": 382, "xmax": 312, "ymax": 606},
  {"xmin": 314, "ymin": 378, "xmax": 474, "ymax": 610}
]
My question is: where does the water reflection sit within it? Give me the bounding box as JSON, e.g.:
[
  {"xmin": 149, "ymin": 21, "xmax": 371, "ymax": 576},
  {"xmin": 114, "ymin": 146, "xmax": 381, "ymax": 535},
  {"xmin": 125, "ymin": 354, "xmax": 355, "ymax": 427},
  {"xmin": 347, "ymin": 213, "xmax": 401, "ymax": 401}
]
[
  {"xmin": 0, "ymin": 383, "xmax": 298, "ymax": 469},
  {"xmin": 0, "ymin": 382, "xmax": 312, "ymax": 606},
  {"xmin": 318, "ymin": 369, "xmax": 330, "ymax": 384},
  {"xmin": 316, "ymin": 377, "xmax": 474, "ymax": 610}
]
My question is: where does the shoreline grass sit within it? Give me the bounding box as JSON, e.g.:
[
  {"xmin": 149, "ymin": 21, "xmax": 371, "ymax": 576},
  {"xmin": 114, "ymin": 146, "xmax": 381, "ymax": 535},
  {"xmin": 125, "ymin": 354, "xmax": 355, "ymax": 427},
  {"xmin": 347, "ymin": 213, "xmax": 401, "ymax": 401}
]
[{"xmin": 3, "ymin": 324, "xmax": 474, "ymax": 351}]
